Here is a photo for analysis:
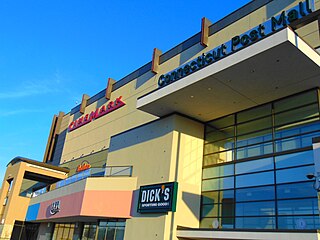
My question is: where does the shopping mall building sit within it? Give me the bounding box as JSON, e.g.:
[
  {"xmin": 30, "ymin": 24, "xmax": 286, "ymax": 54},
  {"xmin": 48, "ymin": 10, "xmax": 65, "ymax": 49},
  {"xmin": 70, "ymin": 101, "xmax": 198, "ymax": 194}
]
[{"xmin": 1, "ymin": 0, "xmax": 320, "ymax": 239}]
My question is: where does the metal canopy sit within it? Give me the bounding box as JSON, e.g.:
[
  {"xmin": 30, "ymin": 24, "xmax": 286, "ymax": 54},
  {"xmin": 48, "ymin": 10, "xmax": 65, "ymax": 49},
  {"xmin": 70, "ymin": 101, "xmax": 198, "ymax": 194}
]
[{"xmin": 137, "ymin": 28, "xmax": 320, "ymax": 122}]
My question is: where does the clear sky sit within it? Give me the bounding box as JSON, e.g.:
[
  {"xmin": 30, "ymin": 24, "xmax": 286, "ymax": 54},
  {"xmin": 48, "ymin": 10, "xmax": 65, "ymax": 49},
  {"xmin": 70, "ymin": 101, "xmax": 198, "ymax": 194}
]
[{"xmin": 0, "ymin": 0, "xmax": 251, "ymax": 181}]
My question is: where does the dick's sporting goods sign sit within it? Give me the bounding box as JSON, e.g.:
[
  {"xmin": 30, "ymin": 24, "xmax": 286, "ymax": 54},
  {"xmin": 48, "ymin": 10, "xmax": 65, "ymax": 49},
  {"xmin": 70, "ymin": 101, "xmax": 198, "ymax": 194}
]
[
  {"xmin": 158, "ymin": 0, "xmax": 313, "ymax": 88},
  {"xmin": 137, "ymin": 182, "xmax": 178, "ymax": 213}
]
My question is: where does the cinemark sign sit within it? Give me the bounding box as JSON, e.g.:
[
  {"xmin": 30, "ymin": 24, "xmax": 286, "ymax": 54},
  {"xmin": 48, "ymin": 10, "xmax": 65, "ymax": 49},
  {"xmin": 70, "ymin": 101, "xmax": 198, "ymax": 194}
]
[{"xmin": 68, "ymin": 96, "xmax": 125, "ymax": 132}]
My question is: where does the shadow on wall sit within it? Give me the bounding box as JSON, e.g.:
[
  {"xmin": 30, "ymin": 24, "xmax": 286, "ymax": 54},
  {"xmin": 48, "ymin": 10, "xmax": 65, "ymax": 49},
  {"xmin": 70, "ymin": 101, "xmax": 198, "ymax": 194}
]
[
  {"xmin": 109, "ymin": 115, "xmax": 202, "ymax": 152},
  {"xmin": 108, "ymin": 117, "xmax": 173, "ymax": 152},
  {"xmin": 136, "ymin": 71, "xmax": 156, "ymax": 89},
  {"xmin": 182, "ymin": 191, "xmax": 201, "ymax": 219},
  {"xmin": 130, "ymin": 189, "xmax": 165, "ymax": 218},
  {"xmin": 51, "ymin": 129, "xmax": 67, "ymax": 166},
  {"xmin": 266, "ymin": 0, "xmax": 296, "ymax": 19},
  {"xmin": 179, "ymin": 42, "xmax": 204, "ymax": 67}
]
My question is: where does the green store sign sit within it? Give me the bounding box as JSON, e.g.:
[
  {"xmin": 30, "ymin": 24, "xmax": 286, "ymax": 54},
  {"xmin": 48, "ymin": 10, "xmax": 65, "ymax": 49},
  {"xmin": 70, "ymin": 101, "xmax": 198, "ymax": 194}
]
[{"xmin": 137, "ymin": 182, "xmax": 178, "ymax": 213}]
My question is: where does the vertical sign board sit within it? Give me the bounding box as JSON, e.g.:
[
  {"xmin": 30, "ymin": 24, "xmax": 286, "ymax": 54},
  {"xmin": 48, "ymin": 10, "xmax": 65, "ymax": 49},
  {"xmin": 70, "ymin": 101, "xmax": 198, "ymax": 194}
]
[{"xmin": 137, "ymin": 182, "xmax": 178, "ymax": 213}]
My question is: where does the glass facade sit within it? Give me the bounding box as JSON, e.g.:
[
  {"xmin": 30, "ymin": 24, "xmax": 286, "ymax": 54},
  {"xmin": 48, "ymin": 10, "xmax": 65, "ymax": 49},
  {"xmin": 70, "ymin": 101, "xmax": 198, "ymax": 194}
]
[
  {"xmin": 96, "ymin": 221, "xmax": 125, "ymax": 240},
  {"xmin": 201, "ymin": 90, "xmax": 320, "ymax": 230},
  {"xmin": 51, "ymin": 220, "xmax": 125, "ymax": 240},
  {"xmin": 52, "ymin": 223, "xmax": 75, "ymax": 240}
]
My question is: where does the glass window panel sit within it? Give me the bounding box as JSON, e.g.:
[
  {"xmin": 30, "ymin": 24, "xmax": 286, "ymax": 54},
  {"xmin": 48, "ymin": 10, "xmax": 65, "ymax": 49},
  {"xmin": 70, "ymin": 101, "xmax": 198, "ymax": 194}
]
[
  {"xmin": 278, "ymin": 198, "xmax": 319, "ymax": 215},
  {"xmin": 275, "ymin": 120, "xmax": 320, "ymax": 139},
  {"xmin": 207, "ymin": 115, "xmax": 235, "ymax": 130},
  {"xmin": 275, "ymin": 131, "xmax": 320, "ymax": 152},
  {"xmin": 52, "ymin": 227, "xmax": 58, "ymax": 240},
  {"xmin": 237, "ymin": 130, "xmax": 272, "ymax": 148},
  {"xmin": 205, "ymin": 126, "xmax": 235, "ymax": 144},
  {"xmin": 56, "ymin": 225, "xmax": 64, "ymax": 240},
  {"xmin": 203, "ymin": 164, "xmax": 234, "ymax": 179},
  {"xmin": 99, "ymin": 221, "xmax": 108, "ymax": 227},
  {"xmin": 201, "ymin": 202, "xmax": 235, "ymax": 218},
  {"xmin": 115, "ymin": 227, "xmax": 125, "ymax": 240},
  {"xmin": 204, "ymin": 138, "xmax": 234, "ymax": 155},
  {"xmin": 201, "ymin": 204, "xmax": 220, "ymax": 218},
  {"xmin": 274, "ymin": 91, "xmax": 318, "ymax": 113},
  {"xmin": 236, "ymin": 201, "xmax": 275, "ymax": 216},
  {"xmin": 68, "ymin": 227, "xmax": 75, "ymax": 240},
  {"xmin": 88, "ymin": 225, "xmax": 97, "ymax": 240},
  {"xmin": 276, "ymin": 165, "xmax": 315, "ymax": 184},
  {"xmin": 237, "ymin": 142, "xmax": 273, "ymax": 160},
  {"xmin": 275, "ymin": 136, "xmax": 302, "ymax": 152},
  {"xmin": 107, "ymin": 222, "xmax": 117, "ymax": 227},
  {"xmin": 235, "ymin": 217, "xmax": 276, "ymax": 229},
  {"xmin": 203, "ymin": 151, "xmax": 234, "ymax": 166},
  {"xmin": 202, "ymin": 177, "xmax": 234, "ymax": 191},
  {"xmin": 200, "ymin": 217, "xmax": 234, "ymax": 229},
  {"xmin": 237, "ymin": 104, "xmax": 272, "ymax": 123},
  {"xmin": 275, "ymin": 150, "xmax": 314, "ymax": 169},
  {"xmin": 278, "ymin": 215, "xmax": 320, "ymax": 230},
  {"xmin": 301, "ymin": 131, "xmax": 320, "ymax": 148},
  {"xmin": 277, "ymin": 182, "xmax": 316, "ymax": 199},
  {"xmin": 82, "ymin": 226, "xmax": 89, "ymax": 240},
  {"xmin": 236, "ymin": 185, "xmax": 275, "ymax": 202},
  {"xmin": 235, "ymin": 157, "xmax": 273, "ymax": 175},
  {"xmin": 106, "ymin": 227, "xmax": 115, "ymax": 240},
  {"xmin": 236, "ymin": 171, "xmax": 274, "ymax": 188},
  {"xmin": 97, "ymin": 226, "xmax": 106, "ymax": 240},
  {"xmin": 202, "ymin": 190, "xmax": 234, "ymax": 205},
  {"xmin": 274, "ymin": 104, "xmax": 319, "ymax": 127},
  {"xmin": 237, "ymin": 117, "xmax": 272, "ymax": 135},
  {"xmin": 115, "ymin": 222, "xmax": 125, "ymax": 227}
]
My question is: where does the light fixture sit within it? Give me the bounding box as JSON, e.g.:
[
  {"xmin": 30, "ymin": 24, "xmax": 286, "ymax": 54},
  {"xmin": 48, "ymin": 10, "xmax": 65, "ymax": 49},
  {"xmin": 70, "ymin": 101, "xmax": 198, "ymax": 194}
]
[{"xmin": 306, "ymin": 173, "xmax": 320, "ymax": 191}]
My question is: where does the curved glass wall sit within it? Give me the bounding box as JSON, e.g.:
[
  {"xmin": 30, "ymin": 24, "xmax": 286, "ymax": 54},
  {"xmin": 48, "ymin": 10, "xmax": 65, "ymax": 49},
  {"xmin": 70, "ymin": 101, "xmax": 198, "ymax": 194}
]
[{"xmin": 201, "ymin": 90, "xmax": 320, "ymax": 230}]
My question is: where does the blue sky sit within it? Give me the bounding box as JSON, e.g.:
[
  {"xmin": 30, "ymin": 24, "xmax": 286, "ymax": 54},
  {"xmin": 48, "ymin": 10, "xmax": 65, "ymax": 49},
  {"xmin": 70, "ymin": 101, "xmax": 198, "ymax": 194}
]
[{"xmin": 0, "ymin": 0, "xmax": 251, "ymax": 181}]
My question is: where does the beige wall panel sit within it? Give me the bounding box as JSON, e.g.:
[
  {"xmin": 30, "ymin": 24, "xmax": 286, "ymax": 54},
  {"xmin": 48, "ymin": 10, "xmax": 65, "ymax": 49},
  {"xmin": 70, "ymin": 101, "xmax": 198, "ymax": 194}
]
[
  {"xmin": 125, "ymin": 217, "xmax": 167, "ymax": 240},
  {"xmin": 107, "ymin": 115, "xmax": 204, "ymax": 240},
  {"xmin": 58, "ymin": 113, "xmax": 70, "ymax": 134},
  {"xmin": 166, "ymin": 116, "xmax": 204, "ymax": 238},
  {"xmin": 61, "ymin": 78, "xmax": 158, "ymax": 163},
  {"xmin": 30, "ymin": 178, "xmax": 86, "ymax": 204},
  {"xmin": 84, "ymin": 177, "xmax": 137, "ymax": 191},
  {"xmin": 296, "ymin": 21, "xmax": 320, "ymax": 48},
  {"xmin": 107, "ymin": 116, "xmax": 176, "ymax": 186},
  {"xmin": 30, "ymin": 177, "xmax": 136, "ymax": 205}
]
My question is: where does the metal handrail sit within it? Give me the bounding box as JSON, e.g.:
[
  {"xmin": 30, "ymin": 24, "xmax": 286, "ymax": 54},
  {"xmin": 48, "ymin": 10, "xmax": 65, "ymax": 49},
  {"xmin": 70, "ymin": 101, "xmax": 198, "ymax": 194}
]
[{"xmin": 31, "ymin": 166, "xmax": 132, "ymax": 198}]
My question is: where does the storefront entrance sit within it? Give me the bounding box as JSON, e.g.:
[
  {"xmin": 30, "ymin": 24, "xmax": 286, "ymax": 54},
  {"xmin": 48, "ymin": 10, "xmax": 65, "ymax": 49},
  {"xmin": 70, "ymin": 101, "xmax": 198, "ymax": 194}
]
[
  {"xmin": 51, "ymin": 220, "xmax": 125, "ymax": 240},
  {"xmin": 52, "ymin": 223, "xmax": 75, "ymax": 240}
]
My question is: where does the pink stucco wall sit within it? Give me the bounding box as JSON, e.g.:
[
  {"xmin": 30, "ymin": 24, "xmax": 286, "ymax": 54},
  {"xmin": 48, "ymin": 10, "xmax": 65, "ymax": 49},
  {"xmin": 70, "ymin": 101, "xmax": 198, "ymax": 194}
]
[{"xmin": 36, "ymin": 190, "xmax": 133, "ymax": 220}]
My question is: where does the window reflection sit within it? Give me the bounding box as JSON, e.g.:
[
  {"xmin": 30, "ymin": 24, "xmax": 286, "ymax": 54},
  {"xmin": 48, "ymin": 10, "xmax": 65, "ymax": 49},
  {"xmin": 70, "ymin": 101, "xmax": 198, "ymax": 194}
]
[
  {"xmin": 275, "ymin": 150, "xmax": 314, "ymax": 169},
  {"xmin": 202, "ymin": 190, "xmax": 234, "ymax": 205},
  {"xmin": 202, "ymin": 177, "xmax": 234, "ymax": 191},
  {"xmin": 235, "ymin": 217, "xmax": 276, "ymax": 229},
  {"xmin": 278, "ymin": 199, "xmax": 319, "ymax": 215},
  {"xmin": 236, "ymin": 201, "xmax": 275, "ymax": 216},
  {"xmin": 278, "ymin": 216, "xmax": 320, "ymax": 230},
  {"xmin": 237, "ymin": 142, "xmax": 273, "ymax": 160},
  {"xmin": 203, "ymin": 164, "xmax": 234, "ymax": 179},
  {"xmin": 236, "ymin": 186, "xmax": 275, "ymax": 202},
  {"xmin": 236, "ymin": 171, "xmax": 274, "ymax": 188},
  {"xmin": 277, "ymin": 182, "xmax": 316, "ymax": 199},
  {"xmin": 201, "ymin": 89, "xmax": 320, "ymax": 230},
  {"xmin": 276, "ymin": 165, "xmax": 315, "ymax": 184},
  {"xmin": 235, "ymin": 157, "xmax": 273, "ymax": 175}
]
